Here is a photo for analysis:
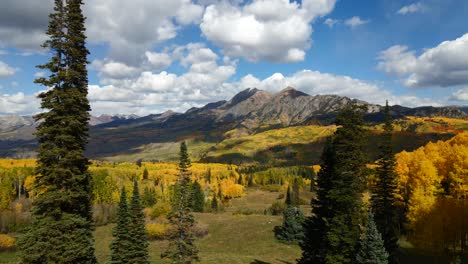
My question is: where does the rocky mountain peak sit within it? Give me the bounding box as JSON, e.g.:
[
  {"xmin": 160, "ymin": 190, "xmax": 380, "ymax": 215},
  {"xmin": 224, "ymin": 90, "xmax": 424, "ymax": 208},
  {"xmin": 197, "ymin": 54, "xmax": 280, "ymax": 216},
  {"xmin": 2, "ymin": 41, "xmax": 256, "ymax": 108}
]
[{"xmin": 277, "ymin": 86, "xmax": 309, "ymax": 98}]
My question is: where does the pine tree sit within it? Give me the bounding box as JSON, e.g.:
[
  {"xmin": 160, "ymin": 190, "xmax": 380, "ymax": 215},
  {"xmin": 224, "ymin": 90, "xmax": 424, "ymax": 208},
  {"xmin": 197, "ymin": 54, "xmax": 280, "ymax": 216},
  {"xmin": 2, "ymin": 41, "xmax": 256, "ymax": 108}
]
[
  {"xmin": 372, "ymin": 101, "xmax": 399, "ymax": 263},
  {"xmin": 19, "ymin": 1, "xmax": 96, "ymax": 262},
  {"xmin": 142, "ymin": 187, "xmax": 157, "ymax": 207},
  {"xmin": 356, "ymin": 212, "xmax": 389, "ymax": 264},
  {"xmin": 108, "ymin": 187, "xmax": 132, "ymax": 264},
  {"xmin": 211, "ymin": 196, "xmax": 219, "ymax": 212},
  {"xmin": 300, "ymin": 137, "xmax": 334, "ymax": 263},
  {"xmin": 274, "ymin": 207, "xmax": 305, "ymax": 243},
  {"xmin": 162, "ymin": 141, "xmax": 200, "ymax": 263},
  {"xmin": 205, "ymin": 168, "xmax": 211, "ymax": 183},
  {"xmin": 285, "ymin": 185, "xmax": 293, "ymax": 206},
  {"xmin": 128, "ymin": 180, "xmax": 149, "ymax": 263},
  {"xmin": 292, "ymin": 178, "xmax": 300, "ymax": 206},
  {"xmin": 142, "ymin": 167, "xmax": 149, "ymax": 180},
  {"xmin": 191, "ymin": 180, "xmax": 205, "ymax": 213},
  {"xmin": 299, "ymin": 105, "xmax": 367, "ymax": 264}
]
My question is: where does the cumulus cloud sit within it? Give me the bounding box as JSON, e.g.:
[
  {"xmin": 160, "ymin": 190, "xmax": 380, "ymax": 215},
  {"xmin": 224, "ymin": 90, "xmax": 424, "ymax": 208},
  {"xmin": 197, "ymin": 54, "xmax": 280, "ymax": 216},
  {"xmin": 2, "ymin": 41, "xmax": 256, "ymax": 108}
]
[
  {"xmin": 0, "ymin": 0, "xmax": 51, "ymax": 51},
  {"xmin": 230, "ymin": 70, "xmax": 438, "ymax": 107},
  {"xmin": 34, "ymin": 71, "xmax": 46, "ymax": 78},
  {"xmin": 324, "ymin": 18, "xmax": 339, "ymax": 28},
  {"xmin": 0, "ymin": 92, "xmax": 39, "ymax": 115},
  {"xmin": 200, "ymin": 0, "xmax": 336, "ymax": 62},
  {"xmin": 145, "ymin": 52, "xmax": 173, "ymax": 71},
  {"xmin": 377, "ymin": 33, "xmax": 468, "ymax": 88},
  {"xmin": 87, "ymin": 43, "xmax": 238, "ymax": 115},
  {"xmin": 0, "ymin": 0, "xmax": 203, "ymax": 60},
  {"xmin": 84, "ymin": 0, "xmax": 204, "ymax": 64},
  {"xmin": 451, "ymin": 88, "xmax": 468, "ymax": 101},
  {"xmin": 344, "ymin": 16, "xmax": 369, "ymax": 28},
  {"xmin": 0, "ymin": 61, "xmax": 16, "ymax": 78},
  {"xmin": 397, "ymin": 2, "xmax": 426, "ymax": 15}
]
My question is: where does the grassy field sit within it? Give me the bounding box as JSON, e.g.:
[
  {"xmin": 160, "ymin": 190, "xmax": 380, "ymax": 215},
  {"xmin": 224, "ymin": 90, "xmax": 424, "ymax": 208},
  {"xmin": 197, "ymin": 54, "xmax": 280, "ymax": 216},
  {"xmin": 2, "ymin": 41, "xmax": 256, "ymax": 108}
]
[
  {"xmin": 1, "ymin": 187, "xmax": 465, "ymax": 263},
  {"xmin": 0, "ymin": 188, "xmax": 302, "ymax": 264}
]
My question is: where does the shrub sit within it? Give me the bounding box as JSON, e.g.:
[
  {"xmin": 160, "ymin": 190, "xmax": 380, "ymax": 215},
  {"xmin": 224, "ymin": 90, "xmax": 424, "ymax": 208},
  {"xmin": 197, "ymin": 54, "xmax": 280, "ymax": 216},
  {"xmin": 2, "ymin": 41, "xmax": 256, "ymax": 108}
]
[
  {"xmin": 193, "ymin": 224, "xmax": 209, "ymax": 238},
  {"xmin": 146, "ymin": 223, "xmax": 170, "ymax": 240},
  {"xmin": 268, "ymin": 201, "xmax": 287, "ymax": 215},
  {"xmin": 149, "ymin": 202, "xmax": 171, "ymax": 219},
  {"xmin": 232, "ymin": 209, "xmax": 265, "ymax": 216},
  {"xmin": 0, "ymin": 234, "xmax": 15, "ymax": 252}
]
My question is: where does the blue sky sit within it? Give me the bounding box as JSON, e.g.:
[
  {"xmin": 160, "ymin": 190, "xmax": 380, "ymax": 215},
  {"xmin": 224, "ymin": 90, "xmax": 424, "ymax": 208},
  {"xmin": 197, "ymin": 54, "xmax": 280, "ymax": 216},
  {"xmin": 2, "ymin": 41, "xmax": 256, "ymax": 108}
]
[{"xmin": 0, "ymin": 0, "xmax": 467, "ymax": 116}]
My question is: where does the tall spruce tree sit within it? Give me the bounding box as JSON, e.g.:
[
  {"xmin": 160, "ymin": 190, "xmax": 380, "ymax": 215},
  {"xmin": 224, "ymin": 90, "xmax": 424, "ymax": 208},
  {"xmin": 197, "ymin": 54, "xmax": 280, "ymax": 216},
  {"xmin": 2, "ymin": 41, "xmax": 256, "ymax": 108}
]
[
  {"xmin": 285, "ymin": 185, "xmax": 293, "ymax": 206},
  {"xmin": 162, "ymin": 141, "xmax": 200, "ymax": 263},
  {"xmin": 191, "ymin": 180, "xmax": 205, "ymax": 213},
  {"xmin": 108, "ymin": 187, "xmax": 132, "ymax": 264},
  {"xmin": 18, "ymin": 0, "xmax": 96, "ymax": 263},
  {"xmin": 356, "ymin": 212, "xmax": 389, "ymax": 264},
  {"xmin": 372, "ymin": 101, "xmax": 399, "ymax": 263},
  {"xmin": 128, "ymin": 180, "xmax": 149, "ymax": 263},
  {"xmin": 299, "ymin": 105, "xmax": 367, "ymax": 264},
  {"xmin": 274, "ymin": 207, "xmax": 305, "ymax": 243},
  {"xmin": 292, "ymin": 178, "xmax": 300, "ymax": 206}
]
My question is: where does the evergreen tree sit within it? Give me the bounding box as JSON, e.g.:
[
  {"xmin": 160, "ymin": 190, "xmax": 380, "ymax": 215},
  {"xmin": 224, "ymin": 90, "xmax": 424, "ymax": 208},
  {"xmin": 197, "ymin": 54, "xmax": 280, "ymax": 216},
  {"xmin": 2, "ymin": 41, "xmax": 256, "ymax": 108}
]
[
  {"xmin": 285, "ymin": 185, "xmax": 293, "ymax": 207},
  {"xmin": 19, "ymin": 1, "xmax": 96, "ymax": 262},
  {"xmin": 128, "ymin": 180, "xmax": 149, "ymax": 263},
  {"xmin": 108, "ymin": 187, "xmax": 132, "ymax": 264},
  {"xmin": 356, "ymin": 212, "xmax": 389, "ymax": 264},
  {"xmin": 274, "ymin": 207, "xmax": 305, "ymax": 243},
  {"xmin": 191, "ymin": 180, "xmax": 205, "ymax": 212},
  {"xmin": 142, "ymin": 167, "xmax": 149, "ymax": 180},
  {"xmin": 211, "ymin": 196, "xmax": 219, "ymax": 212},
  {"xmin": 142, "ymin": 187, "xmax": 157, "ymax": 207},
  {"xmin": 292, "ymin": 178, "xmax": 300, "ymax": 206},
  {"xmin": 205, "ymin": 168, "xmax": 211, "ymax": 183},
  {"xmin": 136, "ymin": 159, "xmax": 143, "ymax": 168},
  {"xmin": 248, "ymin": 174, "xmax": 254, "ymax": 187},
  {"xmin": 162, "ymin": 141, "xmax": 200, "ymax": 263},
  {"xmin": 372, "ymin": 101, "xmax": 399, "ymax": 263},
  {"xmin": 218, "ymin": 187, "xmax": 223, "ymax": 201},
  {"xmin": 299, "ymin": 105, "xmax": 367, "ymax": 264}
]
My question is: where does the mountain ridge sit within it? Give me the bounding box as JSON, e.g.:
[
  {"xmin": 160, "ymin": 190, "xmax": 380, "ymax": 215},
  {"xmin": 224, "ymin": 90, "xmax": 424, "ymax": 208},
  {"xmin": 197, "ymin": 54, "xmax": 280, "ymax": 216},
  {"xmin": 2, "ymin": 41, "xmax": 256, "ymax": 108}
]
[{"xmin": 0, "ymin": 87, "xmax": 466, "ymax": 159}]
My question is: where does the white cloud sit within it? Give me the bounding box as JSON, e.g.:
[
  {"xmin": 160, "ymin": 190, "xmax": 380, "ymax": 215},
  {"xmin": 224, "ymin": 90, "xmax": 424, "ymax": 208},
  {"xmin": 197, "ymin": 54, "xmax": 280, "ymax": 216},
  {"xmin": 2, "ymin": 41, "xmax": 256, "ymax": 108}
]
[
  {"xmin": 200, "ymin": 0, "xmax": 336, "ymax": 62},
  {"xmin": 0, "ymin": 0, "xmax": 51, "ymax": 51},
  {"xmin": 34, "ymin": 71, "xmax": 46, "ymax": 78},
  {"xmin": 145, "ymin": 51, "xmax": 173, "ymax": 71},
  {"xmin": 397, "ymin": 2, "xmax": 426, "ymax": 15},
  {"xmin": 377, "ymin": 45, "xmax": 417, "ymax": 76},
  {"xmin": 451, "ymin": 88, "xmax": 468, "ymax": 101},
  {"xmin": 227, "ymin": 70, "xmax": 441, "ymax": 107},
  {"xmin": 377, "ymin": 33, "xmax": 468, "ymax": 88},
  {"xmin": 84, "ymin": 0, "xmax": 204, "ymax": 64},
  {"xmin": 0, "ymin": 92, "xmax": 39, "ymax": 115},
  {"xmin": 344, "ymin": 16, "xmax": 369, "ymax": 28},
  {"xmin": 0, "ymin": 61, "xmax": 16, "ymax": 78},
  {"xmin": 87, "ymin": 43, "xmax": 238, "ymax": 115},
  {"xmin": 91, "ymin": 60, "xmax": 141, "ymax": 80},
  {"xmin": 324, "ymin": 18, "xmax": 339, "ymax": 28},
  {"xmin": 0, "ymin": 50, "xmax": 7, "ymax": 55}
]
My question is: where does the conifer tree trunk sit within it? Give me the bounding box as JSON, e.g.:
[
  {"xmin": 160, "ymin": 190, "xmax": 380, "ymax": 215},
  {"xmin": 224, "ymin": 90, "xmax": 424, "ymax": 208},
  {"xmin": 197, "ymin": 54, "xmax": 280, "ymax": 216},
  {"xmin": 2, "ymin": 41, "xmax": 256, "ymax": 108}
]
[{"xmin": 18, "ymin": 1, "xmax": 96, "ymax": 263}]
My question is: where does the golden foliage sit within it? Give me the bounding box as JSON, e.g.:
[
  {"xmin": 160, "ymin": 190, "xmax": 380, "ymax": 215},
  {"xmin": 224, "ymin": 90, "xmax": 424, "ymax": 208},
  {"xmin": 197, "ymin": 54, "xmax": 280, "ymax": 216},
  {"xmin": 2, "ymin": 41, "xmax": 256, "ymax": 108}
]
[
  {"xmin": 0, "ymin": 234, "xmax": 15, "ymax": 251},
  {"xmin": 146, "ymin": 223, "xmax": 171, "ymax": 240},
  {"xmin": 395, "ymin": 132, "xmax": 468, "ymax": 252}
]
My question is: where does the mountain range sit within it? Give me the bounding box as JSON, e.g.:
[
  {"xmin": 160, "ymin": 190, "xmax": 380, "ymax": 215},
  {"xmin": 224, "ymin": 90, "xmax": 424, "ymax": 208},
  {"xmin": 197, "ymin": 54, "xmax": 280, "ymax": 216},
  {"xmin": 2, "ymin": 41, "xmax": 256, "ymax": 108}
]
[{"xmin": 0, "ymin": 87, "xmax": 466, "ymax": 159}]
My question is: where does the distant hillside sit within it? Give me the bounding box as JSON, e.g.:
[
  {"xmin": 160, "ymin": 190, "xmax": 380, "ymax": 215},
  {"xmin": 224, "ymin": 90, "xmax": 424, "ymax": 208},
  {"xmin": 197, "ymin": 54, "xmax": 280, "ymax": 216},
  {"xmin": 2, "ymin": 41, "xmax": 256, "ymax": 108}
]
[{"xmin": 0, "ymin": 87, "xmax": 466, "ymax": 160}]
